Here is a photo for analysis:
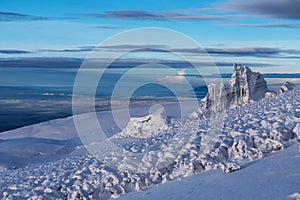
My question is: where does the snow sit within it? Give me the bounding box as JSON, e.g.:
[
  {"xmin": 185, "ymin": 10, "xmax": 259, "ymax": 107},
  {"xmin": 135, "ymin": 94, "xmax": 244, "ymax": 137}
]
[
  {"xmin": 202, "ymin": 64, "xmax": 269, "ymax": 113},
  {"xmin": 278, "ymin": 81, "xmax": 297, "ymax": 94},
  {"xmin": 120, "ymin": 107, "xmax": 168, "ymax": 138},
  {"xmin": 0, "ymin": 65, "xmax": 299, "ymax": 199},
  {"xmin": 119, "ymin": 142, "xmax": 300, "ymax": 200}
]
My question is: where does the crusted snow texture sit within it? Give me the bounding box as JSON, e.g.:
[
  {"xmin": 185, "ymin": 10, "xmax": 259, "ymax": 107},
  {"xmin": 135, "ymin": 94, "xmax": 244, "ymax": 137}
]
[
  {"xmin": 293, "ymin": 123, "xmax": 300, "ymax": 141},
  {"xmin": 202, "ymin": 64, "xmax": 269, "ymax": 113},
  {"xmin": 278, "ymin": 81, "xmax": 296, "ymax": 94},
  {"xmin": 265, "ymin": 91, "xmax": 277, "ymax": 99},
  {"xmin": 120, "ymin": 107, "xmax": 168, "ymax": 138},
  {"xmin": 1, "ymin": 87, "xmax": 300, "ymax": 200},
  {"xmin": 288, "ymin": 192, "xmax": 300, "ymax": 200}
]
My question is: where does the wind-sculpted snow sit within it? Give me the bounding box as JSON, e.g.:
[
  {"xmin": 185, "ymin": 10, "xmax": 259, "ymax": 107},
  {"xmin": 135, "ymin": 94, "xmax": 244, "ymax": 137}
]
[
  {"xmin": 278, "ymin": 81, "xmax": 296, "ymax": 94},
  {"xmin": 120, "ymin": 107, "xmax": 168, "ymax": 138},
  {"xmin": 0, "ymin": 87, "xmax": 299, "ymax": 199},
  {"xmin": 202, "ymin": 64, "xmax": 269, "ymax": 113}
]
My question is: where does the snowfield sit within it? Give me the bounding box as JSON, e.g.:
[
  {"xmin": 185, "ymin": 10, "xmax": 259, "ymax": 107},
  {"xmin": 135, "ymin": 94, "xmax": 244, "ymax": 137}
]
[
  {"xmin": 119, "ymin": 142, "xmax": 300, "ymax": 200},
  {"xmin": 0, "ymin": 87, "xmax": 299, "ymax": 199},
  {"xmin": 0, "ymin": 65, "xmax": 299, "ymax": 200}
]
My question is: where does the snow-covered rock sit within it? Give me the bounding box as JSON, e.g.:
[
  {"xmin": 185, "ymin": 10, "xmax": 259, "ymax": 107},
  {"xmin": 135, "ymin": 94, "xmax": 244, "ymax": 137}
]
[
  {"xmin": 202, "ymin": 64, "xmax": 269, "ymax": 113},
  {"xmin": 230, "ymin": 64, "xmax": 268, "ymax": 102},
  {"xmin": 265, "ymin": 91, "xmax": 277, "ymax": 99},
  {"xmin": 201, "ymin": 82, "xmax": 228, "ymax": 114},
  {"xmin": 288, "ymin": 192, "xmax": 300, "ymax": 200},
  {"xmin": 120, "ymin": 108, "xmax": 168, "ymax": 138},
  {"xmin": 278, "ymin": 81, "xmax": 296, "ymax": 94},
  {"xmin": 293, "ymin": 123, "xmax": 300, "ymax": 141}
]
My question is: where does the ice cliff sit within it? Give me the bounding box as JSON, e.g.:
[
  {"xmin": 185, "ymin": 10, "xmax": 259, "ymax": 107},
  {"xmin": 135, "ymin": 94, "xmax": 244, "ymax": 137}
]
[{"xmin": 202, "ymin": 64, "xmax": 269, "ymax": 113}]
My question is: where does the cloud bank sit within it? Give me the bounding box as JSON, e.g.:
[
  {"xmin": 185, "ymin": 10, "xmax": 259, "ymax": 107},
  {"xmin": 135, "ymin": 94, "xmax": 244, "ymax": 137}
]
[
  {"xmin": 216, "ymin": 0, "xmax": 300, "ymax": 19},
  {"xmin": 86, "ymin": 10, "xmax": 227, "ymax": 21},
  {"xmin": 0, "ymin": 11, "xmax": 47, "ymax": 21}
]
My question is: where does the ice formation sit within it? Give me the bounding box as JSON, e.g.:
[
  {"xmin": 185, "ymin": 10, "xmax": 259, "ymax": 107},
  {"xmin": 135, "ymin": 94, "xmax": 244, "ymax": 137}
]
[
  {"xmin": 202, "ymin": 64, "xmax": 269, "ymax": 113},
  {"xmin": 278, "ymin": 81, "xmax": 296, "ymax": 94},
  {"xmin": 120, "ymin": 107, "xmax": 168, "ymax": 138}
]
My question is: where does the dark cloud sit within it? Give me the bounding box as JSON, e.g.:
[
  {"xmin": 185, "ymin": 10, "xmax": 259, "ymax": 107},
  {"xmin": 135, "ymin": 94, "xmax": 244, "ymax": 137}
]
[
  {"xmin": 98, "ymin": 44, "xmax": 167, "ymax": 49},
  {"xmin": 0, "ymin": 49, "xmax": 31, "ymax": 54},
  {"xmin": 82, "ymin": 45, "xmax": 300, "ymax": 59},
  {"xmin": 86, "ymin": 10, "xmax": 227, "ymax": 21},
  {"xmin": 0, "ymin": 57, "xmax": 83, "ymax": 69},
  {"xmin": 169, "ymin": 47, "xmax": 300, "ymax": 59},
  {"xmin": 40, "ymin": 45, "xmax": 168, "ymax": 53},
  {"xmin": 0, "ymin": 57, "xmax": 280, "ymax": 70},
  {"xmin": 206, "ymin": 47, "xmax": 300, "ymax": 58},
  {"xmin": 92, "ymin": 25, "xmax": 125, "ymax": 30},
  {"xmin": 39, "ymin": 45, "xmax": 300, "ymax": 59},
  {"xmin": 223, "ymin": 23, "xmax": 300, "ymax": 29},
  {"xmin": 40, "ymin": 48, "xmax": 91, "ymax": 53},
  {"xmin": 0, "ymin": 11, "xmax": 47, "ymax": 21},
  {"xmin": 216, "ymin": 0, "xmax": 300, "ymax": 19}
]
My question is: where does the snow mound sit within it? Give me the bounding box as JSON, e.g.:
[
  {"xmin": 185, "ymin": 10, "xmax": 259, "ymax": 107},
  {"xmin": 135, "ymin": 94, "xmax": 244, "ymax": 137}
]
[
  {"xmin": 278, "ymin": 81, "xmax": 296, "ymax": 94},
  {"xmin": 289, "ymin": 193, "xmax": 300, "ymax": 200},
  {"xmin": 202, "ymin": 64, "xmax": 269, "ymax": 113},
  {"xmin": 265, "ymin": 91, "xmax": 277, "ymax": 99},
  {"xmin": 120, "ymin": 107, "xmax": 168, "ymax": 138}
]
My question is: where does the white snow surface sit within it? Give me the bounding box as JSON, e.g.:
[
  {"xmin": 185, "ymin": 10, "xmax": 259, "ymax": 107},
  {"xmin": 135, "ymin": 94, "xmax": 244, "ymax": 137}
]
[
  {"xmin": 120, "ymin": 107, "xmax": 168, "ymax": 138},
  {"xmin": 0, "ymin": 89, "xmax": 300, "ymax": 199},
  {"xmin": 0, "ymin": 85, "xmax": 299, "ymax": 199},
  {"xmin": 119, "ymin": 142, "xmax": 300, "ymax": 200},
  {"xmin": 278, "ymin": 81, "xmax": 297, "ymax": 94}
]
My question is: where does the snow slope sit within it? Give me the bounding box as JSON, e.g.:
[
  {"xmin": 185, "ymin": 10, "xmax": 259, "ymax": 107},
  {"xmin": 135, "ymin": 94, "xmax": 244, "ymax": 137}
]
[
  {"xmin": 0, "ymin": 87, "xmax": 299, "ymax": 199},
  {"xmin": 119, "ymin": 142, "xmax": 300, "ymax": 200},
  {"xmin": 0, "ymin": 104, "xmax": 182, "ymax": 170}
]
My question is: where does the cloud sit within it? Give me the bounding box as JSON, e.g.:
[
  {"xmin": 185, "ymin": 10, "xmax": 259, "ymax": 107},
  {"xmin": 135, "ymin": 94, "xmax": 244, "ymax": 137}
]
[
  {"xmin": 177, "ymin": 69, "xmax": 186, "ymax": 76},
  {"xmin": 92, "ymin": 25, "xmax": 125, "ymax": 30},
  {"xmin": 0, "ymin": 49, "xmax": 31, "ymax": 54},
  {"xmin": 87, "ymin": 45, "xmax": 300, "ymax": 59},
  {"xmin": 223, "ymin": 23, "xmax": 300, "ymax": 29},
  {"xmin": 0, "ymin": 57, "xmax": 83, "ymax": 69},
  {"xmin": 169, "ymin": 47, "xmax": 300, "ymax": 59},
  {"xmin": 206, "ymin": 47, "xmax": 300, "ymax": 58},
  {"xmin": 215, "ymin": 0, "xmax": 300, "ymax": 19},
  {"xmin": 157, "ymin": 69, "xmax": 188, "ymax": 84},
  {"xmin": 0, "ymin": 11, "xmax": 47, "ymax": 21},
  {"xmin": 86, "ymin": 10, "xmax": 227, "ymax": 21},
  {"xmin": 0, "ymin": 57, "xmax": 282, "ymax": 73},
  {"xmin": 40, "ymin": 45, "xmax": 168, "ymax": 53},
  {"xmin": 40, "ymin": 48, "xmax": 91, "ymax": 53}
]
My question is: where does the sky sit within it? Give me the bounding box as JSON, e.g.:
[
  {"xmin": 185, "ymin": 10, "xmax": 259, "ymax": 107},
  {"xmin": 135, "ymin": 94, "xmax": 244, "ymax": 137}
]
[{"xmin": 0, "ymin": 0, "xmax": 300, "ymax": 73}]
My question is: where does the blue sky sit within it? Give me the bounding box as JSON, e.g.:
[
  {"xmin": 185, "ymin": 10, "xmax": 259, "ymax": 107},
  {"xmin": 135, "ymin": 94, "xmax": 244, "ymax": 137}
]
[{"xmin": 1, "ymin": 0, "xmax": 300, "ymax": 73}]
